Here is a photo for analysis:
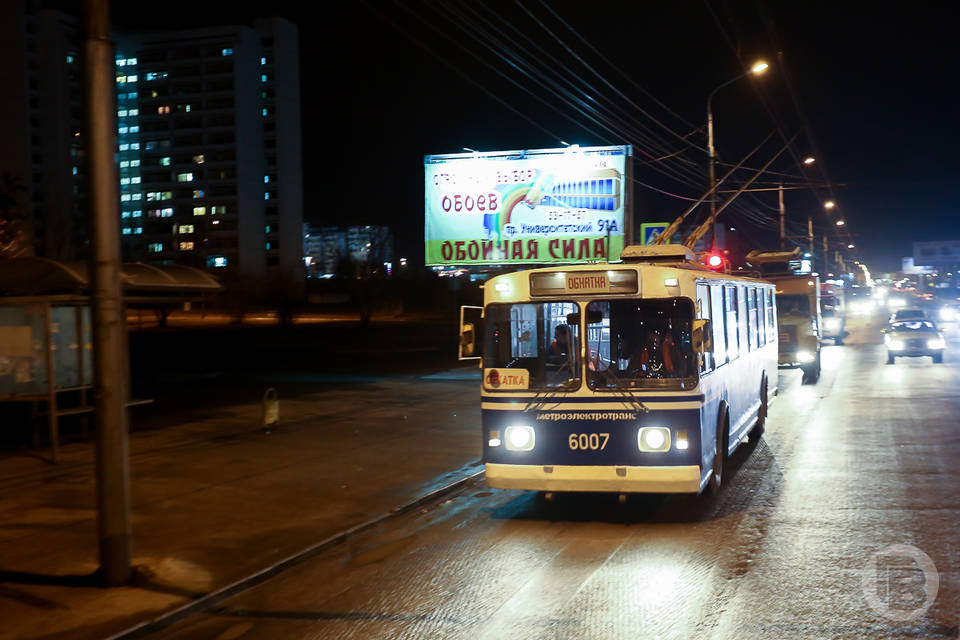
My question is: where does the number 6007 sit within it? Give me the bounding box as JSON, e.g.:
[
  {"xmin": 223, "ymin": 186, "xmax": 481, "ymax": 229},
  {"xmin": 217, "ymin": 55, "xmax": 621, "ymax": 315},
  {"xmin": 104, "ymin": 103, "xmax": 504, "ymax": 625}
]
[{"xmin": 568, "ymin": 433, "xmax": 609, "ymax": 450}]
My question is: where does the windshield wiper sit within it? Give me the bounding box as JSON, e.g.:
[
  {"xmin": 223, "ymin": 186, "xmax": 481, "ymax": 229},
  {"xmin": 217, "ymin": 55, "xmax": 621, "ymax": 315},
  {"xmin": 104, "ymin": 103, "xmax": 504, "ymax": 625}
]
[
  {"xmin": 596, "ymin": 366, "xmax": 649, "ymax": 414},
  {"xmin": 523, "ymin": 376, "xmax": 578, "ymax": 412}
]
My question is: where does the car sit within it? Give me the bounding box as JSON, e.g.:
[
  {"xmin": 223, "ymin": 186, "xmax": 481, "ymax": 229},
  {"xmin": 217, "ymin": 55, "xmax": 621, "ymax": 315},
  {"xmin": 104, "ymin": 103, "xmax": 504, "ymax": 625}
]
[
  {"xmin": 821, "ymin": 307, "xmax": 846, "ymax": 344},
  {"xmin": 937, "ymin": 302, "xmax": 960, "ymax": 323},
  {"xmin": 883, "ymin": 319, "xmax": 944, "ymax": 364},
  {"xmin": 889, "ymin": 308, "xmax": 927, "ymax": 324}
]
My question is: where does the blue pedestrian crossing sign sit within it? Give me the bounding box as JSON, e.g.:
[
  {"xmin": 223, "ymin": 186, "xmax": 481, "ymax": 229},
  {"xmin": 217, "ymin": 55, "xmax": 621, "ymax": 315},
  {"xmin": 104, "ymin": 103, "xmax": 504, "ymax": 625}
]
[{"xmin": 640, "ymin": 222, "xmax": 672, "ymax": 245}]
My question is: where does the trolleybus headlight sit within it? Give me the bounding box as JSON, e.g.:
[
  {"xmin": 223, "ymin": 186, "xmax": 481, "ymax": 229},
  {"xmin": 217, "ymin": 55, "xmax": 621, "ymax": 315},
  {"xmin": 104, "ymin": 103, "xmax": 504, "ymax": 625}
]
[
  {"xmin": 796, "ymin": 351, "xmax": 815, "ymax": 363},
  {"xmin": 928, "ymin": 337, "xmax": 945, "ymax": 349},
  {"xmin": 504, "ymin": 425, "xmax": 535, "ymax": 451},
  {"xmin": 637, "ymin": 427, "xmax": 671, "ymax": 452},
  {"xmin": 824, "ymin": 318, "xmax": 841, "ymax": 331}
]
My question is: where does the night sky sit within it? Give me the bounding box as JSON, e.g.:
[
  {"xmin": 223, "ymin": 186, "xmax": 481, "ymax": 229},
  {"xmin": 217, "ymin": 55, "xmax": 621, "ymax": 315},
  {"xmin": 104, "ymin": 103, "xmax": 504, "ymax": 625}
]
[{"xmin": 91, "ymin": 1, "xmax": 960, "ymax": 272}]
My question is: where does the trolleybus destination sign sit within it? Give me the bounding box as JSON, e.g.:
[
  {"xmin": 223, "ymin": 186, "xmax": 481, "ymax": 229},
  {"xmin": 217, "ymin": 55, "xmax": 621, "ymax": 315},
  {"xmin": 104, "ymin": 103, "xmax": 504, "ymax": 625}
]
[{"xmin": 424, "ymin": 145, "xmax": 632, "ymax": 266}]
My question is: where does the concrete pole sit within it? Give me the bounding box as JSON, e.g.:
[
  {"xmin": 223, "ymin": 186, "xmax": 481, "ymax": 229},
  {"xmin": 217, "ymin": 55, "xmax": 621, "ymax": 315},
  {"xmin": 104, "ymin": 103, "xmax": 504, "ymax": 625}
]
[
  {"xmin": 82, "ymin": 0, "xmax": 132, "ymax": 587},
  {"xmin": 823, "ymin": 236, "xmax": 829, "ymax": 273},
  {"xmin": 807, "ymin": 217, "xmax": 815, "ymax": 270}
]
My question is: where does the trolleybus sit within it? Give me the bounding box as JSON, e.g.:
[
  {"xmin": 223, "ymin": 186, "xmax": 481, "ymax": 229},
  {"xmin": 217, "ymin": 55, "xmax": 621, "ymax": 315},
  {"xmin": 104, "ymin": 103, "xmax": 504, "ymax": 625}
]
[{"xmin": 459, "ymin": 245, "xmax": 778, "ymax": 495}]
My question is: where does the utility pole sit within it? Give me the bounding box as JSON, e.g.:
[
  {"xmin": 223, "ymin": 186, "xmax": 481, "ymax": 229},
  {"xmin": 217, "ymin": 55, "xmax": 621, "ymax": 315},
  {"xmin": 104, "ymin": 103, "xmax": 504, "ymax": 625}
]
[
  {"xmin": 807, "ymin": 217, "xmax": 814, "ymax": 270},
  {"xmin": 83, "ymin": 0, "xmax": 132, "ymax": 587},
  {"xmin": 822, "ymin": 236, "xmax": 829, "ymax": 273},
  {"xmin": 778, "ymin": 184, "xmax": 785, "ymax": 248}
]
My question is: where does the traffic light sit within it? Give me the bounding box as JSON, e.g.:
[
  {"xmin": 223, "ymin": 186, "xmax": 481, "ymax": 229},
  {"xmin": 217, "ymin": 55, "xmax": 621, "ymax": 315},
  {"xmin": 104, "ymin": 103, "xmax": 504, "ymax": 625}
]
[{"xmin": 705, "ymin": 253, "xmax": 724, "ymax": 270}]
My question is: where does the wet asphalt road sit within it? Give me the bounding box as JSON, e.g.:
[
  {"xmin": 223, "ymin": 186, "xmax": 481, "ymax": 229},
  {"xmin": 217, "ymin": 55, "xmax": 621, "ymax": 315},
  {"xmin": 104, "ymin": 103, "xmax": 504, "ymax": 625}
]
[{"xmin": 147, "ymin": 315, "xmax": 960, "ymax": 640}]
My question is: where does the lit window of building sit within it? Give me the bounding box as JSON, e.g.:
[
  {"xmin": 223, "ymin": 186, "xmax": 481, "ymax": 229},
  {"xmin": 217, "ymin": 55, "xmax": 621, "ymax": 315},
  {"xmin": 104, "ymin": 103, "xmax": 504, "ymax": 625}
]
[
  {"xmin": 72, "ymin": 167, "xmax": 78, "ymax": 175},
  {"xmin": 158, "ymin": 105, "xmax": 170, "ymax": 114},
  {"xmin": 193, "ymin": 206, "xmax": 206, "ymax": 216},
  {"xmin": 179, "ymin": 242, "xmax": 195, "ymax": 251},
  {"xmin": 132, "ymin": 210, "xmax": 142, "ymax": 217},
  {"xmin": 193, "ymin": 154, "xmax": 205, "ymax": 164},
  {"xmin": 120, "ymin": 160, "xmax": 130, "ymax": 168},
  {"xmin": 130, "ymin": 143, "xmax": 140, "ymax": 150},
  {"xmin": 129, "ymin": 109, "xmax": 139, "ymax": 116},
  {"xmin": 260, "ymin": 57, "xmax": 266, "ymax": 65},
  {"xmin": 120, "ymin": 177, "xmax": 131, "ymax": 185},
  {"xmin": 119, "ymin": 143, "xmax": 129, "ymax": 151},
  {"xmin": 120, "ymin": 194, "xmax": 131, "ymax": 202},
  {"xmin": 178, "ymin": 225, "xmax": 194, "ymax": 234},
  {"xmin": 161, "ymin": 208, "xmax": 173, "ymax": 217},
  {"xmin": 221, "ymin": 48, "xmax": 233, "ymax": 56},
  {"xmin": 261, "ymin": 74, "xmax": 267, "ymax": 83},
  {"xmin": 122, "ymin": 228, "xmax": 131, "ymax": 235},
  {"xmin": 264, "ymin": 192, "xmax": 269, "ymax": 200},
  {"xmin": 121, "ymin": 211, "xmax": 131, "ymax": 219},
  {"xmin": 207, "ymin": 255, "xmax": 228, "ymax": 268},
  {"xmin": 177, "ymin": 172, "xmax": 194, "ymax": 182},
  {"xmin": 148, "ymin": 243, "xmax": 163, "ymax": 252},
  {"xmin": 131, "ymin": 176, "xmax": 141, "ymax": 184},
  {"xmin": 118, "ymin": 109, "xmax": 128, "ymax": 117},
  {"xmin": 131, "ymin": 160, "xmax": 140, "ymax": 167},
  {"xmin": 192, "ymin": 190, "xmax": 205, "ymax": 198},
  {"xmin": 265, "ymin": 241, "xmax": 271, "ymax": 250},
  {"xmin": 129, "ymin": 92, "xmax": 138, "ymax": 99},
  {"xmin": 211, "ymin": 205, "xmax": 226, "ymax": 215},
  {"xmin": 126, "ymin": 75, "xmax": 137, "ymax": 83},
  {"xmin": 160, "ymin": 157, "xmax": 171, "ymax": 166},
  {"xmin": 132, "ymin": 193, "xmax": 142, "ymax": 200},
  {"xmin": 261, "ymin": 108, "xmax": 267, "ymax": 117},
  {"xmin": 118, "ymin": 127, "xmax": 129, "ymax": 134},
  {"xmin": 116, "ymin": 58, "xmax": 125, "ymax": 67},
  {"xmin": 130, "ymin": 126, "xmax": 140, "ymax": 133},
  {"xmin": 66, "ymin": 54, "xmax": 75, "ymax": 64},
  {"xmin": 133, "ymin": 227, "xmax": 142, "ymax": 234}
]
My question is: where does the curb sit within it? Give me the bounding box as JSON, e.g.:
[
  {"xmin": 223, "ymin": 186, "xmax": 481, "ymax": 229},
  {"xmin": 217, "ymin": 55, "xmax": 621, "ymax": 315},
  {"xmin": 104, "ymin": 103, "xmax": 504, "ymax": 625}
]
[{"xmin": 105, "ymin": 465, "xmax": 485, "ymax": 640}]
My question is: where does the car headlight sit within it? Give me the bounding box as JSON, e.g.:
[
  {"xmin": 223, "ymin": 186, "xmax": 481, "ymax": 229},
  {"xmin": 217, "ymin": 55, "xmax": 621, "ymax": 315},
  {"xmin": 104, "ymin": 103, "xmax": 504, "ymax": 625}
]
[
  {"xmin": 889, "ymin": 339, "xmax": 904, "ymax": 350},
  {"xmin": 504, "ymin": 425, "xmax": 535, "ymax": 451},
  {"xmin": 796, "ymin": 350, "xmax": 815, "ymax": 363},
  {"xmin": 928, "ymin": 337, "xmax": 945, "ymax": 349},
  {"xmin": 825, "ymin": 318, "xmax": 841, "ymax": 331},
  {"xmin": 940, "ymin": 308, "xmax": 955, "ymax": 321},
  {"xmin": 637, "ymin": 427, "xmax": 671, "ymax": 452}
]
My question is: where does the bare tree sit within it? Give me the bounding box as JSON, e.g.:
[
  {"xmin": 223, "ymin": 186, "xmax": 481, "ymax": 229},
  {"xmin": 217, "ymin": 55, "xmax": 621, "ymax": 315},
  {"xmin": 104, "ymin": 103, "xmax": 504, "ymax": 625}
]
[{"xmin": 0, "ymin": 172, "xmax": 31, "ymax": 258}]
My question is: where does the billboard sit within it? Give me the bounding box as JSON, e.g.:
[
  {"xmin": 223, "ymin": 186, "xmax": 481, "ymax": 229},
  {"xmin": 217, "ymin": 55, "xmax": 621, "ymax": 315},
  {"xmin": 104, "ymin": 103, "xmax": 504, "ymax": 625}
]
[
  {"xmin": 424, "ymin": 145, "xmax": 632, "ymax": 266},
  {"xmin": 913, "ymin": 241, "xmax": 960, "ymax": 267}
]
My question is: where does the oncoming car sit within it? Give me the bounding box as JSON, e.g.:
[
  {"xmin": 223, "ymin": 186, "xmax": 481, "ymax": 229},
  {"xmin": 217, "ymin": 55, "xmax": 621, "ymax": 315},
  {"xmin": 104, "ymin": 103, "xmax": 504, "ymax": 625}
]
[
  {"xmin": 889, "ymin": 308, "xmax": 927, "ymax": 324},
  {"xmin": 883, "ymin": 319, "xmax": 944, "ymax": 364}
]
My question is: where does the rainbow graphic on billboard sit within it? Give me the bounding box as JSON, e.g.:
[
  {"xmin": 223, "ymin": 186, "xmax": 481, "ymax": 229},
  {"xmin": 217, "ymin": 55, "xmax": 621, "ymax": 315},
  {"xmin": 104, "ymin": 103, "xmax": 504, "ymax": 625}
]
[{"xmin": 424, "ymin": 146, "xmax": 631, "ymax": 266}]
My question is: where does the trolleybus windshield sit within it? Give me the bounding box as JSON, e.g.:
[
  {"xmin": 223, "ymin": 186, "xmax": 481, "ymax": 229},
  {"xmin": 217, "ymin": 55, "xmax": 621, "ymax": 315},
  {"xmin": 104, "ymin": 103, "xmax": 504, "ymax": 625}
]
[
  {"xmin": 484, "ymin": 301, "xmax": 581, "ymax": 389},
  {"xmin": 585, "ymin": 298, "xmax": 698, "ymax": 390}
]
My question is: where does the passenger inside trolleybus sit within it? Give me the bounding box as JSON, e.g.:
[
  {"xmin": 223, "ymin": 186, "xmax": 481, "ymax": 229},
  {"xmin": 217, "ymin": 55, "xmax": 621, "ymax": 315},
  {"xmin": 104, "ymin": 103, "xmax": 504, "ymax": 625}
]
[{"xmin": 586, "ymin": 299, "xmax": 697, "ymax": 389}]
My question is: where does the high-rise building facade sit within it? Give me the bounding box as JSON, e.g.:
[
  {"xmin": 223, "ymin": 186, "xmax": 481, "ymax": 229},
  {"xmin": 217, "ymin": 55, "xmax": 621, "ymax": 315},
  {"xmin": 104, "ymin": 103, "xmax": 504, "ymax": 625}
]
[
  {"xmin": 0, "ymin": 2, "xmax": 304, "ymax": 291},
  {"xmin": 115, "ymin": 18, "xmax": 303, "ymax": 287},
  {"xmin": 0, "ymin": 1, "xmax": 86, "ymax": 260}
]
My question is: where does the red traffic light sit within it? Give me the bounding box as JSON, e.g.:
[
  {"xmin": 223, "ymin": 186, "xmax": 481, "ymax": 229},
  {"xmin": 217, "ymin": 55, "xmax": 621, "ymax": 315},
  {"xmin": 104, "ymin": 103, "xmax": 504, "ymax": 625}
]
[{"xmin": 706, "ymin": 253, "xmax": 724, "ymax": 269}]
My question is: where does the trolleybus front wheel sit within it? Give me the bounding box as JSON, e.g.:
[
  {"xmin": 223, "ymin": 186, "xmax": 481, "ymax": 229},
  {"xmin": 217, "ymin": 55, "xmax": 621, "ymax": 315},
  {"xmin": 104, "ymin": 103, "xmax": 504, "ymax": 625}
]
[{"xmin": 708, "ymin": 407, "xmax": 729, "ymax": 494}]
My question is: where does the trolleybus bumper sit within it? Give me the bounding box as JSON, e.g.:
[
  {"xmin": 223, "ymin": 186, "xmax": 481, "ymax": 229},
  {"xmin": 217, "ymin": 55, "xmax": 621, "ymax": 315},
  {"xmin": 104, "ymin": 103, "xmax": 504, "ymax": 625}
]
[{"xmin": 485, "ymin": 463, "xmax": 702, "ymax": 494}]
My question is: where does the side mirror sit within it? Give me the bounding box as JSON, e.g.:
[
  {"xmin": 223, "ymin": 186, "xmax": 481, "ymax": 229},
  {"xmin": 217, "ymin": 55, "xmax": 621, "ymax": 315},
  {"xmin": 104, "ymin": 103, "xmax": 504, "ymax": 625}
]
[
  {"xmin": 459, "ymin": 306, "xmax": 483, "ymax": 361},
  {"xmin": 693, "ymin": 318, "xmax": 713, "ymax": 353},
  {"xmin": 880, "ymin": 328, "xmax": 887, "ymax": 334}
]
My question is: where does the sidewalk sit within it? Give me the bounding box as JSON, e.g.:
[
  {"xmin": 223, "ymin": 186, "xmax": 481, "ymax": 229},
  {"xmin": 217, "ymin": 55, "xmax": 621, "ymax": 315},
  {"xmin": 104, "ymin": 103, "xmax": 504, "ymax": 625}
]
[{"xmin": 0, "ymin": 366, "xmax": 483, "ymax": 640}]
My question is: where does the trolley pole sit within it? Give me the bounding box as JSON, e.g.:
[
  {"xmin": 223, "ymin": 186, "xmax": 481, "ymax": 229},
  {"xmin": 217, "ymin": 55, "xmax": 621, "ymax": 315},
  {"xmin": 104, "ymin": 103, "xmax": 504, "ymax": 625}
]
[
  {"xmin": 83, "ymin": 0, "xmax": 132, "ymax": 586},
  {"xmin": 778, "ymin": 184, "xmax": 785, "ymax": 248}
]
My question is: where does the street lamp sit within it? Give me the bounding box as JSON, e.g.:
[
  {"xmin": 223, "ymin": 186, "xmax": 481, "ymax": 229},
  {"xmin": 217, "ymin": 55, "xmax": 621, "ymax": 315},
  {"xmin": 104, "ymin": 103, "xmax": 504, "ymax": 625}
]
[
  {"xmin": 707, "ymin": 60, "xmax": 769, "ymax": 240},
  {"xmin": 836, "ymin": 220, "xmax": 845, "ymax": 226},
  {"xmin": 847, "ymin": 243, "xmax": 855, "ymax": 249},
  {"xmin": 824, "ymin": 200, "xmax": 836, "ymax": 209},
  {"xmin": 803, "ymin": 156, "xmax": 816, "ymax": 165}
]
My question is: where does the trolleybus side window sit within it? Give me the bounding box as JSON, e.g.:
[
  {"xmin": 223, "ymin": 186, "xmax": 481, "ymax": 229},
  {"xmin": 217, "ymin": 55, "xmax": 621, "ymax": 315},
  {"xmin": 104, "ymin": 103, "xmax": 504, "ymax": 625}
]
[
  {"xmin": 696, "ymin": 283, "xmax": 714, "ymax": 373},
  {"xmin": 765, "ymin": 289, "xmax": 776, "ymax": 343},
  {"xmin": 747, "ymin": 287, "xmax": 759, "ymax": 351},
  {"xmin": 484, "ymin": 301, "xmax": 580, "ymax": 389},
  {"xmin": 585, "ymin": 298, "xmax": 697, "ymax": 390},
  {"xmin": 757, "ymin": 288, "xmax": 767, "ymax": 346},
  {"xmin": 710, "ymin": 284, "xmax": 727, "ymax": 365},
  {"xmin": 737, "ymin": 285, "xmax": 748, "ymax": 355},
  {"xmin": 725, "ymin": 285, "xmax": 739, "ymax": 360}
]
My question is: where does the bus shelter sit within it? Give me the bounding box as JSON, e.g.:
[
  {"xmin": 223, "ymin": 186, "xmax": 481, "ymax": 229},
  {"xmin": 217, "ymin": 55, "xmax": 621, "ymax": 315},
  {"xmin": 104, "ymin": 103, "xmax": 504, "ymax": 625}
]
[{"xmin": 0, "ymin": 257, "xmax": 222, "ymax": 462}]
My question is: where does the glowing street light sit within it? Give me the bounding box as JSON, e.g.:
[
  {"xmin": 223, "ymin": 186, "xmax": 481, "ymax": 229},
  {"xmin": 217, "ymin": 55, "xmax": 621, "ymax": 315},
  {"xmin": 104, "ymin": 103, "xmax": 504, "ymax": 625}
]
[
  {"xmin": 751, "ymin": 61, "xmax": 770, "ymax": 74},
  {"xmin": 847, "ymin": 244, "xmax": 855, "ymax": 249},
  {"xmin": 836, "ymin": 220, "xmax": 845, "ymax": 226},
  {"xmin": 824, "ymin": 200, "xmax": 836, "ymax": 209},
  {"xmin": 803, "ymin": 157, "xmax": 816, "ymax": 165}
]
